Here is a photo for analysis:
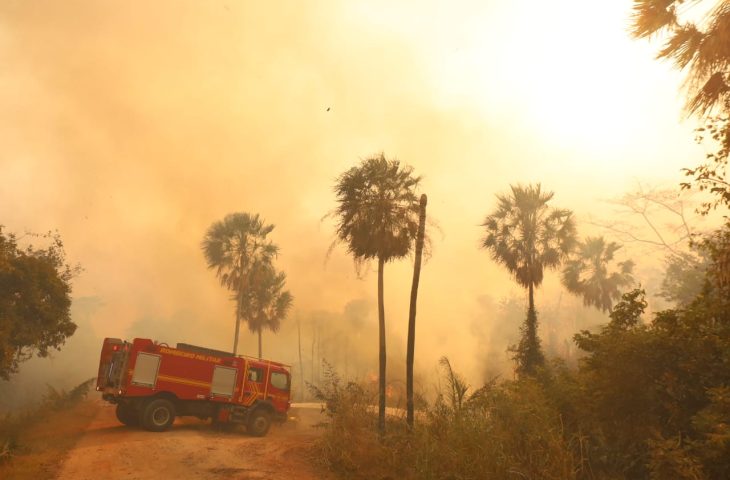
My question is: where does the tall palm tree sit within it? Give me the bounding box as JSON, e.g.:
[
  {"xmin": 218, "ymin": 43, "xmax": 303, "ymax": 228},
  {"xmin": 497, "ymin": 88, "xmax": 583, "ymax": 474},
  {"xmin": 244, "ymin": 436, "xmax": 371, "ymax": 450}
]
[
  {"xmin": 562, "ymin": 236, "xmax": 635, "ymax": 313},
  {"xmin": 332, "ymin": 153, "xmax": 421, "ymax": 435},
  {"xmin": 201, "ymin": 213, "xmax": 278, "ymax": 355},
  {"xmin": 242, "ymin": 265, "xmax": 293, "ymax": 359},
  {"xmin": 481, "ymin": 184, "xmax": 576, "ymax": 376}
]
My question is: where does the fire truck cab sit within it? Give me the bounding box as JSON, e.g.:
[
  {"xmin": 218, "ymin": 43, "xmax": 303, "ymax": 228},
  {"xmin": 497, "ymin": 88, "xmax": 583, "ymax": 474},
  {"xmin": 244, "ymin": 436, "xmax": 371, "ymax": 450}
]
[{"xmin": 96, "ymin": 337, "xmax": 291, "ymax": 436}]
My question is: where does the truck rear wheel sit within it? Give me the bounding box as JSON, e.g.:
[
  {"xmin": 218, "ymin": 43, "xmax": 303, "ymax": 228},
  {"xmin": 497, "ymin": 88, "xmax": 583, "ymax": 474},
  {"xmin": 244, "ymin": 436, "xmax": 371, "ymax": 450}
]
[
  {"xmin": 115, "ymin": 403, "xmax": 139, "ymax": 426},
  {"xmin": 247, "ymin": 409, "xmax": 271, "ymax": 437},
  {"xmin": 141, "ymin": 398, "xmax": 176, "ymax": 432}
]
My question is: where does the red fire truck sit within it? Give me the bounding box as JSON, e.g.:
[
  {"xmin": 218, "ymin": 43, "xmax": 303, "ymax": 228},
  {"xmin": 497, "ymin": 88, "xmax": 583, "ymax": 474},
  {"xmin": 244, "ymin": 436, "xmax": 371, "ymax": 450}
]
[{"xmin": 95, "ymin": 337, "xmax": 291, "ymax": 436}]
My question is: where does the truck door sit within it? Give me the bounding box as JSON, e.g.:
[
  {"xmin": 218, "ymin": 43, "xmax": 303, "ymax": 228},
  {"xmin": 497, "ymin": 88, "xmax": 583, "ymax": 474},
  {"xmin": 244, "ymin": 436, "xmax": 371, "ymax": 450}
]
[{"xmin": 267, "ymin": 369, "xmax": 291, "ymax": 411}]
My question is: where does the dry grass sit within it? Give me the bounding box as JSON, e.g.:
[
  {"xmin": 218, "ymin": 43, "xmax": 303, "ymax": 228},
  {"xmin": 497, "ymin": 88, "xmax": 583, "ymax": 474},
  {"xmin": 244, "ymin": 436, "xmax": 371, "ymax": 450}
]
[
  {"xmin": 311, "ymin": 363, "xmax": 580, "ymax": 480},
  {"xmin": 0, "ymin": 380, "xmax": 98, "ymax": 480}
]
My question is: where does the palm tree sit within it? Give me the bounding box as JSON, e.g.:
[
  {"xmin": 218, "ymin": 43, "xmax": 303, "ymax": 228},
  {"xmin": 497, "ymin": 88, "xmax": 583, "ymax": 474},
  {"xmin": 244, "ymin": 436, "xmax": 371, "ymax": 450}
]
[
  {"xmin": 562, "ymin": 236, "xmax": 635, "ymax": 313},
  {"xmin": 241, "ymin": 265, "xmax": 293, "ymax": 359},
  {"xmin": 331, "ymin": 153, "xmax": 421, "ymax": 435},
  {"xmin": 631, "ymin": 0, "xmax": 729, "ymax": 117},
  {"xmin": 631, "ymin": 1, "xmax": 730, "ymax": 213},
  {"xmin": 481, "ymin": 184, "xmax": 576, "ymax": 376},
  {"xmin": 201, "ymin": 213, "xmax": 278, "ymax": 355}
]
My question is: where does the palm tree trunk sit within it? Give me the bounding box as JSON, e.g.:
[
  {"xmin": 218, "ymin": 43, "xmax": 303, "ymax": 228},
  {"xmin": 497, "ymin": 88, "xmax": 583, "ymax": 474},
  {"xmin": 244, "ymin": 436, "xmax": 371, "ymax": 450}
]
[
  {"xmin": 298, "ymin": 318, "xmax": 304, "ymax": 401},
  {"xmin": 407, "ymin": 194, "xmax": 427, "ymax": 429},
  {"xmin": 233, "ymin": 294, "xmax": 242, "ymax": 356},
  {"xmin": 377, "ymin": 255, "xmax": 386, "ymax": 436},
  {"xmin": 520, "ymin": 281, "xmax": 544, "ymax": 375},
  {"xmin": 258, "ymin": 327, "xmax": 262, "ymax": 359},
  {"xmin": 233, "ymin": 259, "xmax": 245, "ymax": 356}
]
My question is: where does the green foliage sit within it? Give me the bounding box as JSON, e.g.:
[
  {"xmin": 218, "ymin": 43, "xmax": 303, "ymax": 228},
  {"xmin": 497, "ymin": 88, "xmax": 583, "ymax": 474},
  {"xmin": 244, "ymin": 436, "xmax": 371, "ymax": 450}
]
[
  {"xmin": 686, "ymin": 117, "xmax": 730, "ymax": 214},
  {"xmin": 0, "ymin": 228, "xmax": 78, "ymax": 380},
  {"xmin": 570, "ymin": 270, "xmax": 730, "ymax": 478},
  {"xmin": 510, "ymin": 304, "xmax": 545, "ymax": 376},
  {"xmin": 697, "ymin": 222, "xmax": 730, "ymax": 292},
  {"xmin": 562, "ymin": 236, "xmax": 635, "ymax": 312}
]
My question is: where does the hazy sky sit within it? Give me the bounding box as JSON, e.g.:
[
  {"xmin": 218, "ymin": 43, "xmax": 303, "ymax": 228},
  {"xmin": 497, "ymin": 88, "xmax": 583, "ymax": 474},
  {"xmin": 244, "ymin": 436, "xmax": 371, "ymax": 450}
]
[{"xmin": 0, "ymin": 0, "xmax": 712, "ymax": 382}]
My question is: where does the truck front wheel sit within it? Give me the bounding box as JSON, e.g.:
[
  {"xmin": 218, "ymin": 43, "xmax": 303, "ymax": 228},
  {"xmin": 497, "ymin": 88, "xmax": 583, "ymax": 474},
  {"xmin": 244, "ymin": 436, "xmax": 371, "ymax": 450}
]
[
  {"xmin": 115, "ymin": 403, "xmax": 139, "ymax": 426},
  {"xmin": 141, "ymin": 398, "xmax": 176, "ymax": 432},
  {"xmin": 247, "ymin": 409, "xmax": 271, "ymax": 437}
]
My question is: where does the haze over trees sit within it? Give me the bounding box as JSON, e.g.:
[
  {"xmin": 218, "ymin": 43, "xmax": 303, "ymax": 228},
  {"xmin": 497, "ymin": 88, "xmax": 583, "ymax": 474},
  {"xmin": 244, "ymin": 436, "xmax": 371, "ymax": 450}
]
[
  {"xmin": 561, "ymin": 236, "xmax": 635, "ymax": 312},
  {"xmin": 330, "ymin": 153, "xmax": 422, "ymax": 435},
  {"xmin": 241, "ymin": 264, "xmax": 293, "ymax": 359},
  {"xmin": 201, "ymin": 213, "xmax": 281, "ymax": 356},
  {"xmin": 0, "ymin": 228, "xmax": 78, "ymax": 380},
  {"xmin": 480, "ymin": 183, "xmax": 576, "ymax": 376}
]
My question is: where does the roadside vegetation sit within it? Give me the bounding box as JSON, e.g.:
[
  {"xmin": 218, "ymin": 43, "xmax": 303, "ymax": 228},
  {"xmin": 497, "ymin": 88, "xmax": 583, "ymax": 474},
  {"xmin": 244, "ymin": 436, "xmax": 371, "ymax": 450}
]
[
  {"xmin": 311, "ymin": 2, "xmax": 730, "ymax": 478},
  {"xmin": 313, "ymin": 240, "xmax": 730, "ymax": 478},
  {"xmin": 0, "ymin": 378, "xmax": 96, "ymax": 479}
]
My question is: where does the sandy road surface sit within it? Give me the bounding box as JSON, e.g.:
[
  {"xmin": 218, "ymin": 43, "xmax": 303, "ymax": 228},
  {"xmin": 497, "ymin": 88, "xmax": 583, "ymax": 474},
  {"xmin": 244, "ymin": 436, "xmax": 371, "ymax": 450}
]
[{"xmin": 57, "ymin": 398, "xmax": 332, "ymax": 480}]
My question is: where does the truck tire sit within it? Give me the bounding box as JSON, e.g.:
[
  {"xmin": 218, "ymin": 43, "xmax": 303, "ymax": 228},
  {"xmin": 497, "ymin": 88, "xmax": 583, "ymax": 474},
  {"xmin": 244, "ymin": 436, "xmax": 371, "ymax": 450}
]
[
  {"xmin": 140, "ymin": 398, "xmax": 176, "ymax": 432},
  {"xmin": 115, "ymin": 403, "xmax": 139, "ymax": 426},
  {"xmin": 247, "ymin": 409, "xmax": 271, "ymax": 437}
]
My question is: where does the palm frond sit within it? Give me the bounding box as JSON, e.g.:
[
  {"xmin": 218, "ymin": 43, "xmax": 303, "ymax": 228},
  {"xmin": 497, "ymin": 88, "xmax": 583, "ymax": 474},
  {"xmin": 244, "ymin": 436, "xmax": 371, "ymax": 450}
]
[
  {"xmin": 332, "ymin": 153, "xmax": 422, "ymax": 265},
  {"xmin": 631, "ymin": 0, "xmax": 678, "ymax": 39},
  {"xmin": 481, "ymin": 183, "xmax": 576, "ymax": 290},
  {"xmin": 561, "ymin": 236, "xmax": 636, "ymax": 312}
]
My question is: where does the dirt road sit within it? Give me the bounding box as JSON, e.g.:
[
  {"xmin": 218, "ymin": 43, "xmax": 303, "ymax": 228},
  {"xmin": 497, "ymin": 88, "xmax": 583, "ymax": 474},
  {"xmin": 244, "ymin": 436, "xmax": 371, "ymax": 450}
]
[{"xmin": 57, "ymin": 398, "xmax": 332, "ymax": 480}]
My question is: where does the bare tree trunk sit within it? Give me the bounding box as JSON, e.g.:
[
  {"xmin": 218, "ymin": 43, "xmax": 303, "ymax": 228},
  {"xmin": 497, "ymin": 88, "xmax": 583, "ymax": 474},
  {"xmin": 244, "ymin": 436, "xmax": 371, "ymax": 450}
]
[
  {"xmin": 316, "ymin": 324, "xmax": 321, "ymax": 385},
  {"xmin": 407, "ymin": 194, "xmax": 427, "ymax": 428},
  {"xmin": 344, "ymin": 337, "xmax": 349, "ymax": 379},
  {"xmin": 311, "ymin": 321, "xmax": 316, "ymax": 387},
  {"xmin": 298, "ymin": 318, "xmax": 304, "ymax": 401},
  {"xmin": 378, "ymin": 255, "xmax": 386, "ymax": 436}
]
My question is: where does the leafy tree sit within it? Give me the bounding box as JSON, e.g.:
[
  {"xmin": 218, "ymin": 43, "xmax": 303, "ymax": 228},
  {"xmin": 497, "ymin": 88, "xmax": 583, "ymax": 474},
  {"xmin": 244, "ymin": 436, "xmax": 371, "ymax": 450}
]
[
  {"xmin": 658, "ymin": 249, "xmax": 710, "ymax": 307},
  {"xmin": 571, "ymin": 267, "xmax": 730, "ymax": 478},
  {"xmin": 561, "ymin": 236, "xmax": 635, "ymax": 313},
  {"xmin": 331, "ymin": 153, "xmax": 421, "ymax": 434},
  {"xmin": 699, "ymin": 222, "xmax": 730, "ymax": 292},
  {"xmin": 631, "ymin": 1, "xmax": 730, "ymax": 213},
  {"xmin": 241, "ymin": 264, "xmax": 293, "ymax": 359},
  {"xmin": 0, "ymin": 228, "xmax": 78, "ymax": 379},
  {"xmin": 201, "ymin": 213, "xmax": 278, "ymax": 355},
  {"xmin": 481, "ymin": 184, "xmax": 576, "ymax": 375}
]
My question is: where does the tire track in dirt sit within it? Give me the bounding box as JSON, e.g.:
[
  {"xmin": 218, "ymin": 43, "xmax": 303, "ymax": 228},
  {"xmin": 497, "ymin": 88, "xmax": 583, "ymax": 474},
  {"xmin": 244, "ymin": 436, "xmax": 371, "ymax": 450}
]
[{"xmin": 57, "ymin": 398, "xmax": 331, "ymax": 480}]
